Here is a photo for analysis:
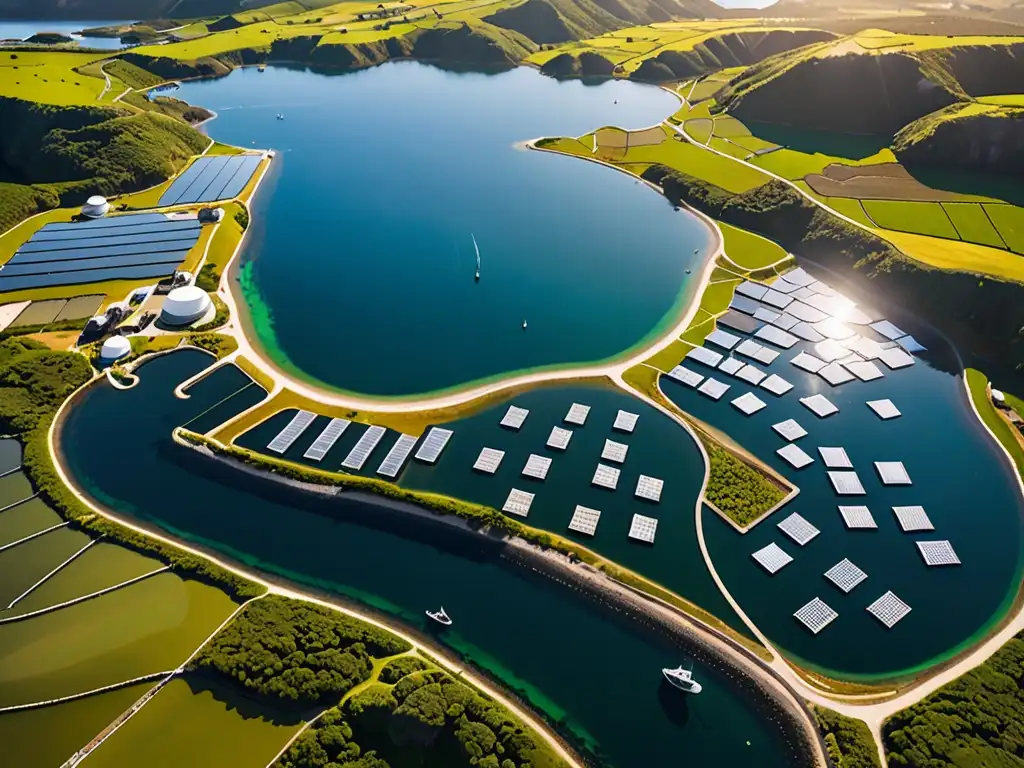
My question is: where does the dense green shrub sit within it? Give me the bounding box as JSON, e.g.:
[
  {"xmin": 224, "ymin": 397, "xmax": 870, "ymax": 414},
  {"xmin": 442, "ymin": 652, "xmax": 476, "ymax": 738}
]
[
  {"xmin": 813, "ymin": 707, "xmax": 881, "ymax": 768},
  {"xmin": 703, "ymin": 441, "xmax": 786, "ymax": 526},
  {"xmin": 0, "ymin": 338, "xmax": 91, "ymax": 433},
  {"xmin": 278, "ymin": 707, "xmax": 388, "ymax": 768},
  {"xmin": 0, "ymin": 181, "xmax": 59, "ymax": 235},
  {"xmin": 378, "ymin": 655, "xmax": 429, "ymax": 685},
  {"xmin": 192, "ymin": 294, "xmax": 229, "ymax": 332}
]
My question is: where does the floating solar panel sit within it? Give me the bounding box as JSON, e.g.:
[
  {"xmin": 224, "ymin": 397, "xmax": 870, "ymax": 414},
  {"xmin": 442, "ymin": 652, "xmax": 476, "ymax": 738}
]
[
  {"xmin": 629, "ymin": 514, "xmax": 659, "ymax": 544},
  {"xmin": 414, "ymin": 427, "xmax": 453, "ymax": 463},
  {"xmin": 755, "ymin": 325, "xmax": 799, "ymax": 349},
  {"xmin": 698, "ymin": 378, "xmax": 730, "ymax": 400},
  {"xmin": 791, "ymin": 352, "xmax": 826, "ymax": 374},
  {"xmin": 783, "ymin": 267, "xmax": 815, "ymax": 287},
  {"xmin": 473, "ymin": 447, "xmax": 505, "ymax": 474},
  {"xmin": 893, "ymin": 506, "xmax": 934, "ymax": 532},
  {"xmin": 761, "ymin": 289, "xmax": 794, "ymax": 310},
  {"xmin": 500, "ymin": 405, "xmax": 529, "ymax": 430},
  {"xmin": 771, "ymin": 278, "xmax": 801, "ymax": 294},
  {"xmin": 753, "ymin": 346, "xmax": 780, "ymax": 365},
  {"xmin": 778, "ymin": 443, "xmax": 814, "ymax": 469},
  {"xmin": 736, "ymin": 364, "xmax": 767, "ymax": 386},
  {"xmin": 754, "ymin": 307, "xmax": 780, "ymax": 324},
  {"xmin": 794, "ymin": 598, "xmax": 838, "ymax": 634},
  {"xmin": 592, "ymin": 463, "xmax": 621, "ymax": 490},
  {"xmin": 896, "ymin": 335, "xmax": 927, "ymax": 353},
  {"xmin": 838, "ymin": 505, "xmax": 876, "ymax": 528},
  {"xmin": 870, "ymin": 320, "xmax": 906, "ymax": 341},
  {"xmin": 687, "ymin": 345, "xmax": 724, "ymax": 368},
  {"xmin": 805, "ymin": 281, "xmax": 831, "ymax": 296},
  {"xmin": 804, "ymin": 292, "xmax": 857, "ymax": 318},
  {"xmin": 568, "ymin": 505, "xmax": 601, "ymax": 536},
  {"xmin": 773, "ymin": 419, "xmax": 807, "ymax": 441},
  {"xmin": 814, "ymin": 318, "xmax": 855, "ymax": 340},
  {"xmin": 601, "ymin": 439, "xmax": 629, "ymax": 464},
  {"xmin": 635, "ymin": 475, "xmax": 664, "ymax": 502},
  {"xmin": 867, "ymin": 591, "xmax": 911, "ymax": 628},
  {"xmin": 917, "ymin": 540, "xmax": 960, "ymax": 566},
  {"xmin": 522, "ymin": 454, "xmax": 552, "ymax": 480},
  {"xmin": 760, "ymin": 374, "xmax": 793, "ymax": 396},
  {"xmin": 547, "ymin": 426, "xmax": 573, "ymax": 450},
  {"xmin": 377, "ymin": 434, "xmax": 418, "ymax": 478},
  {"xmin": 718, "ymin": 357, "xmax": 745, "ymax": 376},
  {"xmin": 752, "ymin": 542, "xmax": 793, "ymax": 574},
  {"xmin": 342, "ymin": 425, "xmax": 387, "ymax": 470},
  {"xmin": 736, "ymin": 281, "xmax": 769, "ymax": 300},
  {"xmin": 845, "ymin": 360, "xmax": 884, "ymax": 382},
  {"xmin": 801, "ymin": 394, "xmax": 839, "ymax": 418},
  {"xmin": 785, "ymin": 301, "xmax": 829, "ymax": 324},
  {"xmin": 267, "ymin": 410, "xmax": 317, "ymax": 453},
  {"xmin": 706, "ymin": 328, "xmax": 742, "ymax": 350},
  {"xmin": 818, "ymin": 447, "xmax": 852, "ymax": 469},
  {"xmin": 565, "ymin": 403, "xmax": 591, "ymax": 425},
  {"xmin": 732, "ymin": 392, "xmax": 767, "ymax": 415},
  {"xmin": 844, "ymin": 335, "xmax": 885, "ymax": 360},
  {"xmin": 502, "ymin": 488, "xmax": 534, "ymax": 517},
  {"xmin": 829, "ymin": 471, "xmax": 867, "ymax": 496},
  {"xmin": 777, "ymin": 513, "xmax": 820, "ymax": 545},
  {"xmin": 790, "ymin": 322, "xmax": 826, "ymax": 343},
  {"xmin": 877, "ymin": 347, "xmax": 915, "ymax": 370},
  {"xmin": 837, "ymin": 353, "xmax": 863, "ymax": 367},
  {"xmin": 867, "ymin": 399, "xmax": 901, "ymax": 420},
  {"xmin": 818, "ymin": 361, "xmax": 855, "ymax": 386},
  {"xmin": 717, "ymin": 309, "xmax": 761, "ymax": 334},
  {"xmin": 734, "ymin": 339, "xmax": 765, "ymax": 361},
  {"xmin": 875, "ymin": 461, "xmax": 911, "ymax": 485},
  {"xmin": 814, "ymin": 339, "xmax": 848, "ymax": 363},
  {"xmin": 844, "ymin": 307, "xmax": 875, "ymax": 325},
  {"xmin": 824, "ymin": 559, "xmax": 867, "ymax": 593},
  {"xmin": 303, "ymin": 418, "xmax": 350, "ymax": 461},
  {"xmin": 159, "ymin": 154, "xmax": 262, "ymax": 206},
  {"xmin": 667, "ymin": 365, "xmax": 704, "ymax": 387},
  {"xmin": 613, "ymin": 410, "xmax": 638, "ymax": 433},
  {"xmin": 730, "ymin": 295, "xmax": 761, "ymax": 314}
]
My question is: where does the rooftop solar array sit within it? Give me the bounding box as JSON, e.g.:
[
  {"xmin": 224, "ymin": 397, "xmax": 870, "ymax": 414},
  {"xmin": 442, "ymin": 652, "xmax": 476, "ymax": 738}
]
[
  {"xmin": 342, "ymin": 425, "xmax": 387, "ymax": 470},
  {"xmin": 917, "ymin": 540, "xmax": 961, "ymax": 566},
  {"xmin": 830, "ymin": 471, "xmax": 867, "ymax": 495},
  {"xmin": 565, "ymin": 403, "xmax": 591, "ymax": 425},
  {"xmin": 819, "ymin": 361, "xmax": 855, "ymax": 386},
  {"xmin": 687, "ymin": 346, "xmax": 723, "ymax": 367},
  {"xmin": 870, "ymin": 320, "xmax": 906, "ymax": 341},
  {"xmin": 717, "ymin": 309, "xmax": 761, "ymax": 334},
  {"xmin": 569, "ymin": 505, "xmax": 601, "ymax": 536},
  {"xmin": 614, "ymin": 410, "xmax": 639, "ymax": 433},
  {"xmin": 760, "ymin": 374, "xmax": 793, "ymax": 396},
  {"xmin": 500, "ymin": 405, "xmax": 529, "ymax": 430},
  {"xmin": 801, "ymin": 394, "xmax": 839, "ymax": 418},
  {"xmin": 719, "ymin": 357, "xmax": 744, "ymax": 376},
  {"xmin": 752, "ymin": 542, "xmax": 793, "ymax": 574},
  {"xmin": 878, "ymin": 347, "xmax": 915, "ymax": 369},
  {"xmin": 502, "ymin": 488, "xmax": 534, "ymax": 517},
  {"xmin": 777, "ymin": 512, "xmax": 820, "ymax": 545},
  {"xmin": 706, "ymin": 328, "xmax": 742, "ymax": 350},
  {"xmin": 592, "ymin": 463, "xmax": 621, "ymax": 490},
  {"xmin": 629, "ymin": 514, "xmax": 659, "ymax": 544},
  {"xmin": 791, "ymin": 352, "xmax": 826, "ymax": 374},
  {"xmin": 601, "ymin": 439, "xmax": 629, "ymax": 464},
  {"xmin": 415, "ymin": 427, "xmax": 454, "ymax": 463},
  {"xmin": 473, "ymin": 447, "xmax": 505, "ymax": 474},
  {"xmin": 875, "ymin": 461, "xmax": 912, "ymax": 485},
  {"xmin": 547, "ymin": 426, "xmax": 573, "ymax": 450},
  {"xmin": 377, "ymin": 434, "xmax": 418, "ymax": 478},
  {"xmin": 268, "ymin": 410, "xmax": 317, "ymax": 453},
  {"xmin": 755, "ymin": 325, "xmax": 799, "ymax": 349},
  {"xmin": 773, "ymin": 419, "xmax": 807, "ymax": 441},
  {"xmin": 819, "ymin": 447, "xmax": 852, "ymax": 469},
  {"xmin": 668, "ymin": 365, "xmax": 704, "ymax": 387},
  {"xmin": 867, "ymin": 399, "xmax": 901, "ymax": 420},
  {"xmin": 778, "ymin": 443, "xmax": 814, "ymax": 469},
  {"xmin": 0, "ymin": 213, "xmax": 201, "ymax": 292},
  {"xmin": 635, "ymin": 475, "xmax": 664, "ymax": 502},
  {"xmin": 303, "ymin": 418, "xmax": 350, "ymax": 461},
  {"xmin": 522, "ymin": 453, "xmax": 552, "ymax": 480},
  {"xmin": 158, "ymin": 154, "xmax": 263, "ymax": 206},
  {"xmin": 824, "ymin": 559, "xmax": 868, "ymax": 593},
  {"xmin": 737, "ymin": 364, "xmax": 767, "ymax": 386},
  {"xmin": 892, "ymin": 505, "xmax": 934, "ymax": 532},
  {"xmin": 698, "ymin": 378, "xmax": 730, "ymax": 400},
  {"xmin": 839, "ymin": 505, "xmax": 877, "ymax": 528},
  {"xmin": 732, "ymin": 392, "xmax": 767, "ymax": 415},
  {"xmin": 794, "ymin": 598, "xmax": 838, "ymax": 634},
  {"xmin": 867, "ymin": 591, "xmax": 911, "ymax": 628},
  {"xmin": 846, "ymin": 360, "xmax": 884, "ymax": 382}
]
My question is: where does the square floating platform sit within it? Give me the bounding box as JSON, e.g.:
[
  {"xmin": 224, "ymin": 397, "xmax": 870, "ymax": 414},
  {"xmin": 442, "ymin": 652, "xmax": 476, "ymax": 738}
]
[
  {"xmin": 791, "ymin": 322, "xmax": 825, "ymax": 343},
  {"xmin": 755, "ymin": 325, "xmax": 799, "ymax": 349},
  {"xmin": 867, "ymin": 399, "xmax": 901, "ymax": 420},
  {"xmin": 818, "ymin": 447, "xmax": 853, "ymax": 469},
  {"xmin": 732, "ymin": 392, "xmax": 767, "ymax": 416},
  {"xmin": 893, "ymin": 505, "xmax": 934, "ymax": 532},
  {"xmin": 706, "ymin": 328, "xmax": 742, "ymax": 350},
  {"xmin": 502, "ymin": 488, "xmax": 535, "ymax": 517},
  {"xmin": 415, "ymin": 427, "xmax": 454, "ymax": 464},
  {"xmin": 917, "ymin": 539, "xmax": 961, "ymax": 566},
  {"xmin": 771, "ymin": 313, "xmax": 801, "ymax": 332},
  {"xmin": 814, "ymin": 339, "xmax": 849, "ymax": 363},
  {"xmin": 824, "ymin": 558, "xmax": 867, "ymax": 593},
  {"xmin": 785, "ymin": 301, "xmax": 829, "ymax": 324},
  {"xmin": 601, "ymin": 439, "xmax": 629, "ymax": 464},
  {"xmin": 718, "ymin": 357, "xmax": 745, "ymax": 376},
  {"xmin": 791, "ymin": 352, "xmax": 826, "ymax": 374},
  {"xmin": 731, "ymin": 295, "xmax": 761, "ymax": 315},
  {"xmin": 737, "ymin": 364, "xmax": 767, "ymax": 386},
  {"xmin": 782, "ymin": 267, "xmax": 816, "ymax": 287},
  {"xmin": 801, "ymin": 394, "xmax": 839, "ymax": 418},
  {"xmin": 698, "ymin": 378, "xmax": 730, "ymax": 401},
  {"xmin": 770, "ymin": 278, "xmax": 801, "ymax": 294},
  {"xmin": 500, "ymin": 405, "xmax": 530, "ymax": 430},
  {"xmin": 753, "ymin": 346, "xmax": 780, "ymax": 365},
  {"xmin": 668, "ymin": 365, "xmax": 704, "ymax": 388},
  {"xmin": 754, "ymin": 307, "xmax": 780, "ymax": 324},
  {"xmin": 736, "ymin": 280, "xmax": 769, "ymax": 300},
  {"xmin": 761, "ymin": 288, "xmax": 794, "ymax": 310},
  {"xmin": 687, "ymin": 346, "xmax": 723, "ymax": 368},
  {"xmin": 718, "ymin": 309, "xmax": 761, "ymax": 334},
  {"xmin": 569, "ymin": 505, "xmax": 601, "ymax": 536},
  {"xmin": 547, "ymin": 426, "xmax": 573, "ymax": 450},
  {"xmin": 773, "ymin": 419, "xmax": 807, "ymax": 441},
  {"xmin": 875, "ymin": 461, "xmax": 912, "ymax": 485},
  {"xmin": 818, "ymin": 361, "xmax": 855, "ymax": 386},
  {"xmin": 838, "ymin": 505, "xmax": 877, "ymax": 529},
  {"xmin": 896, "ymin": 335, "xmax": 927, "ymax": 353},
  {"xmin": 777, "ymin": 443, "xmax": 814, "ymax": 469},
  {"xmin": 867, "ymin": 591, "xmax": 911, "ymax": 628},
  {"xmin": 878, "ymin": 347, "xmax": 915, "ymax": 370},
  {"xmin": 628, "ymin": 514, "xmax": 659, "ymax": 544},
  {"xmin": 760, "ymin": 374, "xmax": 793, "ymax": 396},
  {"xmin": 635, "ymin": 475, "xmax": 664, "ymax": 503},
  {"xmin": 794, "ymin": 598, "xmax": 838, "ymax": 634},
  {"xmin": 829, "ymin": 471, "xmax": 866, "ymax": 496},
  {"xmin": 473, "ymin": 447, "xmax": 505, "ymax": 474},
  {"xmin": 752, "ymin": 542, "xmax": 793, "ymax": 574},
  {"xmin": 846, "ymin": 360, "xmax": 884, "ymax": 382},
  {"xmin": 614, "ymin": 410, "xmax": 639, "ymax": 433},
  {"xmin": 870, "ymin": 320, "xmax": 906, "ymax": 341},
  {"xmin": 592, "ymin": 463, "xmax": 621, "ymax": 490},
  {"xmin": 735, "ymin": 339, "xmax": 766, "ymax": 361},
  {"xmin": 777, "ymin": 512, "xmax": 820, "ymax": 545},
  {"xmin": 522, "ymin": 453, "xmax": 552, "ymax": 480},
  {"xmin": 565, "ymin": 402, "xmax": 591, "ymax": 426}
]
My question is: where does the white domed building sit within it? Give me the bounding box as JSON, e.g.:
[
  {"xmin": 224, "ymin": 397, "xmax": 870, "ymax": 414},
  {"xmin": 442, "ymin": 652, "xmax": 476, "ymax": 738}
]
[
  {"xmin": 82, "ymin": 195, "xmax": 110, "ymax": 219},
  {"xmin": 100, "ymin": 335, "xmax": 131, "ymax": 361},
  {"xmin": 161, "ymin": 286, "xmax": 212, "ymax": 326}
]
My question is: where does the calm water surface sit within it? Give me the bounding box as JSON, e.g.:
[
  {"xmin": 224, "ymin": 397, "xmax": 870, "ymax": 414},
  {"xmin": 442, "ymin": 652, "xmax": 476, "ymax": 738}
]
[
  {"xmin": 60, "ymin": 350, "xmax": 798, "ymax": 768},
  {"xmin": 176, "ymin": 64, "xmax": 711, "ymax": 397},
  {"xmin": 0, "ymin": 20, "xmax": 128, "ymax": 49}
]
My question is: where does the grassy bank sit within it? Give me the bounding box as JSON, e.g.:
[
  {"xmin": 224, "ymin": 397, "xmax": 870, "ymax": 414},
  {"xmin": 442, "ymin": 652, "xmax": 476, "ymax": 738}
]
[{"xmin": 965, "ymin": 368, "xmax": 1024, "ymax": 477}]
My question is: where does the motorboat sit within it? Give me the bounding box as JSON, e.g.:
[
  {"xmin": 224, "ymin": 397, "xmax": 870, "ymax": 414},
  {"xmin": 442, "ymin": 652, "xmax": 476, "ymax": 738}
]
[
  {"xmin": 425, "ymin": 607, "xmax": 452, "ymax": 626},
  {"xmin": 522, "ymin": 319, "xmax": 528, "ymax": 330},
  {"xmin": 472, "ymin": 233, "xmax": 481, "ymax": 281},
  {"xmin": 276, "ymin": 113, "xmax": 285, "ymax": 120},
  {"xmin": 662, "ymin": 665, "xmax": 702, "ymax": 694}
]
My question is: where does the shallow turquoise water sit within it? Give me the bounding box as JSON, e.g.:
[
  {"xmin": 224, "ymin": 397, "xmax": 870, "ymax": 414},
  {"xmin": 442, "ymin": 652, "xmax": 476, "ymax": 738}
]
[
  {"xmin": 176, "ymin": 64, "xmax": 711, "ymax": 397},
  {"xmin": 0, "ymin": 21, "xmax": 128, "ymax": 49}
]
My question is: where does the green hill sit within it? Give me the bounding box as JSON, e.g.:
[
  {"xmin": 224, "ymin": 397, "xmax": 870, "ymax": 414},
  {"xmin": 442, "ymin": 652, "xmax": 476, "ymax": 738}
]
[
  {"xmin": 894, "ymin": 101, "xmax": 1024, "ymax": 175},
  {"xmin": 485, "ymin": 0, "xmax": 627, "ymax": 44}
]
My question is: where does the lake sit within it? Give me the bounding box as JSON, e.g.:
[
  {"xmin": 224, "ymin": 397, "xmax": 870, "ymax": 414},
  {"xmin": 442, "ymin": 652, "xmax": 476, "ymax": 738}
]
[
  {"xmin": 176, "ymin": 63, "xmax": 712, "ymax": 398},
  {"xmin": 0, "ymin": 20, "xmax": 129, "ymax": 50}
]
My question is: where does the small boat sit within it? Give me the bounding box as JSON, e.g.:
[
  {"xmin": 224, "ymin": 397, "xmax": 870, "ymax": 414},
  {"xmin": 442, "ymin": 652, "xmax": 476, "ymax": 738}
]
[
  {"xmin": 276, "ymin": 113, "xmax": 284, "ymax": 120},
  {"xmin": 522, "ymin": 319, "xmax": 528, "ymax": 330},
  {"xmin": 258, "ymin": 64, "xmax": 266, "ymax": 72},
  {"xmin": 685, "ymin": 269, "xmax": 691, "ymax": 274},
  {"xmin": 426, "ymin": 607, "xmax": 452, "ymax": 626},
  {"xmin": 662, "ymin": 665, "xmax": 702, "ymax": 694},
  {"xmin": 472, "ymin": 233, "xmax": 481, "ymax": 281}
]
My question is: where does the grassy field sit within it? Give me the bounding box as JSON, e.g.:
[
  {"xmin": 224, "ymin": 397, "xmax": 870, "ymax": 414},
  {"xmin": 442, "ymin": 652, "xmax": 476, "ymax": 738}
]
[
  {"xmin": 985, "ymin": 204, "xmax": 1024, "ymax": 253},
  {"xmin": 0, "ymin": 51, "xmax": 109, "ymax": 105},
  {"xmin": 942, "ymin": 202, "xmax": 1006, "ymax": 248},
  {"xmin": 0, "ymin": 527, "xmax": 92, "ymax": 609},
  {"xmin": 862, "ymin": 199, "xmax": 960, "ymax": 239},
  {"xmin": 0, "ymin": 469, "xmax": 33, "ymax": 505},
  {"xmin": 978, "ymin": 94, "xmax": 1024, "ymax": 106},
  {"xmin": 0, "ymin": 498, "xmax": 62, "ymax": 548},
  {"xmin": 966, "ymin": 368, "xmax": 1024, "ymax": 477},
  {"xmin": 719, "ymin": 222, "xmax": 789, "ymax": 270}
]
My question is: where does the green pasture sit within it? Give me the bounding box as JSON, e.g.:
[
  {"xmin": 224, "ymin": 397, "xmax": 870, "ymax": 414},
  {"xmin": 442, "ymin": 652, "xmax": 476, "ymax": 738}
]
[
  {"xmin": 709, "ymin": 138, "xmax": 750, "ymax": 160},
  {"xmin": 819, "ymin": 196, "xmax": 875, "ymax": 228},
  {"xmin": 720, "ymin": 222, "xmax": 788, "ymax": 270},
  {"xmin": 685, "ymin": 118, "xmax": 713, "ymax": 144},
  {"xmin": 978, "ymin": 94, "xmax": 1024, "ymax": 106},
  {"xmin": 862, "ymin": 200, "xmax": 960, "ymax": 240},
  {"xmin": 0, "ymin": 527, "xmax": 91, "ymax": 609},
  {"xmin": 942, "ymin": 203, "xmax": 1006, "ymax": 249},
  {"xmin": 966, "ymin": 369, "xmax": 1024, "ymax": 477},
  {"xmin": 103, "ymin": 59, "xmax": 163, "ymax": 90},
  {"xmin": 647, "ymin": 340, "xmax": 691, "ymax": 373},
  {"xmin": 0, "ymin": 51, "xmax": 109, "ymax": 105},
  {"xmin": 985, "ymin": 205, "xmax": 1024, "ymax": 253},
  {"xmin": 0, "ymin": 498, "xmax": 61, "ymax": 548},
  {"xmin": 711, "ymin": 116, "xmax": 749, "ymax": 138}
]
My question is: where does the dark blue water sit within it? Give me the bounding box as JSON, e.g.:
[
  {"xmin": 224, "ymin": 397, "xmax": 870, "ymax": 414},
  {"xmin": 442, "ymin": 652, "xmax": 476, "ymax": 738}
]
[
  {"xmin": 176, "ymin": 64, "xmax": 712, "ymax": 397},
  {"xmin": 0, "ymin": 21, "xmax": 129, "ymax": 49}
]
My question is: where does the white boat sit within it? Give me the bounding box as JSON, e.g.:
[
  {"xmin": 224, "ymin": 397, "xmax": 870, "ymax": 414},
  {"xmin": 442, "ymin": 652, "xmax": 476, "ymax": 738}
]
[
  {"xmin": 472, "ymin": 233, "xmax": 481, "ymax": 281},
  {"xmin": 522, "ymin": 319, "xmax": 528, "ymax": 330},
  {"xmin": 662, "ymin": 665, "xmax": 702, "ymax": 694},
  {"xmin": 426, "ymin": 606, "xmax": 452, "ymax": 626},
  {"xmin": 276, "ymin": 113, "xmax": 284, "ymax": 120}
]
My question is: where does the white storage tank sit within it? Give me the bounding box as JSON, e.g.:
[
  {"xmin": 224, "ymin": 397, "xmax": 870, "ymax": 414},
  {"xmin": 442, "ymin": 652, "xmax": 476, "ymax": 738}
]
[
  {"xmin": 100, "ymin": 335, "xmax": 131, "ymax": 361},
  {"xmin": 161, "ymin": 286, "xmax": 212, "ymax": 326},
  {"xmin": 82, "ymin": 195, "xmax": 110, "ymax": 218}
]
